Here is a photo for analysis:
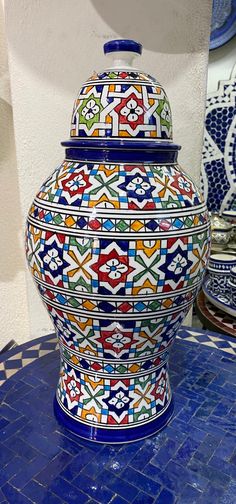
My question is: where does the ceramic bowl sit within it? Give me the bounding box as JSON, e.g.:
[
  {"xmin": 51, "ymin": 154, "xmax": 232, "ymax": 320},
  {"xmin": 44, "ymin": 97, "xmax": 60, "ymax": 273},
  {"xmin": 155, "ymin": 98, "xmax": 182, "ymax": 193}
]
[
  {"xmin": 208, "ymin": 253, "xmax": 236, "ymax": 296},
  {"xmin": 229, "ymin": 266, "xmax": 236, "ymax": 309}
]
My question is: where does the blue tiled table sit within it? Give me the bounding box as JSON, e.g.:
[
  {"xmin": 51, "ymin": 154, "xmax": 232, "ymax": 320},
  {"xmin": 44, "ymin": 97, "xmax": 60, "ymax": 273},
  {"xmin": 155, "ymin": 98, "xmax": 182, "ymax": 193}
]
[{"xmin": 0, "ymin": 327, "xmax": 236, "ymax": 504}]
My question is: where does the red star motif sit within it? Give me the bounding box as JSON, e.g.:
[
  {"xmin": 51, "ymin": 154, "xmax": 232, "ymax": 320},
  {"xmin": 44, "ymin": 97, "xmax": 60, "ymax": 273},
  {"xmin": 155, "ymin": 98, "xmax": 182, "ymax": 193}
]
[
  {"xmin": 115, "ymin": 93, "xmax": 144, "ymax": 130},
  {"xmin": 61, "ymin": 170, "xmax": 91, "ymax": 197},
  {"xmin": 92, "ymin": 249, "xmax": 134, "ymax": 288}
]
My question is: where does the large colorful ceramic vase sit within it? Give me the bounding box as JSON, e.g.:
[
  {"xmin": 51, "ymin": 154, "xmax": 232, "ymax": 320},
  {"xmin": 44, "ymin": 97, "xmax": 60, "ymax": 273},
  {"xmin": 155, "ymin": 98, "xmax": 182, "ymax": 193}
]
[{"xmin": 26, "ymin": 40, "xmax": 210, "ymax": 443}]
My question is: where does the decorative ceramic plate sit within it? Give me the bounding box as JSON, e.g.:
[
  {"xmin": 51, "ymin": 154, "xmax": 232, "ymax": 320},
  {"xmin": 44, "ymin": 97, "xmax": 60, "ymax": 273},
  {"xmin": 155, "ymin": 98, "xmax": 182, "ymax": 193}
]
[
  {"xmin": 203, "ymin": 277, "xmax": 236, "ymax": 317},
  {"xmin": 210, "ymin": 0, "xmax": 236, "ymax": 50},
  {"xmin": 201, "ymin": 63, "xmax": 236, "ymax": 213}
]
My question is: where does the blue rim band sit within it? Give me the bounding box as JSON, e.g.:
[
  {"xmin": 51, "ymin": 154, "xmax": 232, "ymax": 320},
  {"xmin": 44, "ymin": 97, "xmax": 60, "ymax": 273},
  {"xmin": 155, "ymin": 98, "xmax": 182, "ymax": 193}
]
[
  {"xmin": 62, "ymin": 139, "xmax": 180, "ymax": 150},
  {"xmin": 62, "ymin": 139, "xmax": 180, "ymax": 163},
  {"xmin": 104, "ymin": 39, "xmax": 142, "ymax": 55},
  {"xmin": 54, "ymin": 396, "xmax": 174, "ymax": 444},
  {"xmin": 65, "ymin": 147, "xmax": 179, "ymax": 163}
]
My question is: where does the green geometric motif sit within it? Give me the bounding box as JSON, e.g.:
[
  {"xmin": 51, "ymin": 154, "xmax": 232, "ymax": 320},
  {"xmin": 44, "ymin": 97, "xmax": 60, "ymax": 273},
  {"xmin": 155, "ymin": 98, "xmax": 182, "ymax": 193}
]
[
  {"xmin": 161, "ymin": 196, "xmax": 182, "ymax": 209},
  {"xmin": 69, "ymin": 276, "xmax": 92, "ymax": 294},
  {"xmin": 155, "ymin": 99, "xmax": 172, "ymax": 132},
  {"xmin": 69, "ymin": 237, "xmax": 93, "ymax": 255},
  {"xmin": 79, "ymin": 94, "xmax": 102, "ymax": 129},
  {"xmin": 134, "ymin": 255, "xmax": 160, "ymax": 282}
]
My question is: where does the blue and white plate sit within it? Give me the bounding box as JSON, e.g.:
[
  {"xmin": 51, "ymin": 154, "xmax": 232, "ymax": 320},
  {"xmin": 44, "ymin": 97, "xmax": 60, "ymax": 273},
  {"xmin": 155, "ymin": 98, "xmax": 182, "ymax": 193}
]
[
  {"xmin": 210, "ymin": 0, "xmax": 236, "ymax": 50},
  {"xmin": 201, "ymin": 63, "xmax": 236, "ymax": 214},
  {"xmin": 203, "ymin": 277, "xmax": 236, "ymax": 317}
]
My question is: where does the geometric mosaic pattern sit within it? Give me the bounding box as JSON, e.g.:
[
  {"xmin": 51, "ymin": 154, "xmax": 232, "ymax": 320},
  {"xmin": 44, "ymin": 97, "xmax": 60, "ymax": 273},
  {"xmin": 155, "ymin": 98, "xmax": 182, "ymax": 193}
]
[
  {"xmin": 70, "ymin": 70, "xmax": 172, "ymax": 140},
  {"xmin": 35, "ymin": 161, "xmax": 204, "ymax": 211},
  {"xmin": 1, "ymin": 327, "xmax": 235, "ymax": 388},
  {"xmin": 1, "ymin": 326, "xmax": 235, "ymax": 387},
  {"xmin": 0, "ymin": 329, "xmax": 236, "ymax": 503},
  {"xmin": 201, "ymin": 63, "xmax": 236, "ymax": 212},
  {"xmin": 26, "ymin": 156, "xmax": 210, "ymax": 435},
  {"xmin": 57, "ymin": 362, "xmax": 171, "ymax": 428}
]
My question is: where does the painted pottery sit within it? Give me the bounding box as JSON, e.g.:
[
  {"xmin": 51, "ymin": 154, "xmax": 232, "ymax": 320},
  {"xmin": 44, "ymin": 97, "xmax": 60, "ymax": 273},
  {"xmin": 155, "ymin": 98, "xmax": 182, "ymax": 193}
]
[
  {"xmin": 229, "ymin": 266, "xmax": 236, "ymax": 309},
  {"xmin": 210, "ymin": 213, "xmax": 232, "ymax": 245},
  {"xmin": 26, "ymin": 40, "xmax": 211, "ymax": 443},
  {"xmin": 208, "ymin": 253, "xmax": 236, "ymax": 296},
  {"xmin": 201, "ymin": 63, "xmax": 236, "ymax": 214}
]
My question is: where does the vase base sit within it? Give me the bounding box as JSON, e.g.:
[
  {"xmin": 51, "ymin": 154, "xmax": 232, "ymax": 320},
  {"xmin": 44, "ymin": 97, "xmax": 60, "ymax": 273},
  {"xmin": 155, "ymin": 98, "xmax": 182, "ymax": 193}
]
[{"xmin": 53, "ymin": 396, "xmax": 174, "ymax": 444}]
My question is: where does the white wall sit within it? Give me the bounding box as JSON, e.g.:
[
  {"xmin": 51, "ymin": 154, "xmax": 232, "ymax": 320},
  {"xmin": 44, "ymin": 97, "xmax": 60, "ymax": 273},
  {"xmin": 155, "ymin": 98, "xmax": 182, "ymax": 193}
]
[
  {"xmin": 3, "ymin": 0, "xmax": 212, "ymax": 343},
  {"xmin": 0, "ymin": 2, "xmax": 29, "ymax": 349},
  {"xmin": 207, "ymin": 36, "xmax": 236, "ymax": 93}
]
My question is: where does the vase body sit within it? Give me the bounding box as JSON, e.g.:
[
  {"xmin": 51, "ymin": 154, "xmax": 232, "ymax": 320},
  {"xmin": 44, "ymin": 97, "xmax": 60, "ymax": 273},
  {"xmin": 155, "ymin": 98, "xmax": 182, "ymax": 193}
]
[{"xmin": 26, "ymin": 41, "xmax": 210, "ymax": 443}]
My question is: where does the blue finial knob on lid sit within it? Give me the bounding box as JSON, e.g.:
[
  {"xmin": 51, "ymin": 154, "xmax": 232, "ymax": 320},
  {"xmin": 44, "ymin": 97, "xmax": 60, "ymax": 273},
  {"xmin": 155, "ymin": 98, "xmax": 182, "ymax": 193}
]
[{"xmin": 104, "ymin": 39, "xmax": 142, "ymax": 55}]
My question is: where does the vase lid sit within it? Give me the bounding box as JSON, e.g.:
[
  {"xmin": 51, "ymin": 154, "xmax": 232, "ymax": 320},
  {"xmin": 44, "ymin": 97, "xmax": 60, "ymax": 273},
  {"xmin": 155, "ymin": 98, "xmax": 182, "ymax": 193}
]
[{"xmin": 69, "ymin": 39, "xmax": 174, "ymax": 147}]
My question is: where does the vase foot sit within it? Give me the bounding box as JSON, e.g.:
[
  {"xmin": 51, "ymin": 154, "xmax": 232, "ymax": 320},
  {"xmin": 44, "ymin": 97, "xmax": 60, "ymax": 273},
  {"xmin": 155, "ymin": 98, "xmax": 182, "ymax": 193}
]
[{"xmin": 53, "ymin": 395, "xmax": 174, "ymax": 444}]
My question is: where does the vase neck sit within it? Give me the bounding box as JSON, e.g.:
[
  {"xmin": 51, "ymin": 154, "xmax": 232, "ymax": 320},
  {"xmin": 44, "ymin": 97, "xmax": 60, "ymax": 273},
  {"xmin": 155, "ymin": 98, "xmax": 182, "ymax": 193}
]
[{"xmin": 105, "ymin": 51, "xmax": 139, "ymax": 70}]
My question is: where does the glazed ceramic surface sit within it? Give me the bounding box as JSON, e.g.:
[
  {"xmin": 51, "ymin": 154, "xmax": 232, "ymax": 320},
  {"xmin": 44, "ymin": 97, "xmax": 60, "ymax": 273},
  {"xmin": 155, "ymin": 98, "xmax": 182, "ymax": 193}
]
[
  {"xmin": 26, "ymin": 40, "xmax": 210, "ymax": 443},
  {"xmin": 210, "ymin": 0, "xmax": 236, "ymax": 50},
  {"xmin": 208, "ymin": 253, "xmax": 236, "ymax": 297},
  {"xmin": 201, "ymin": 64, "xmax": 236, "ymax": 214},
  {"xmin": 229, "ymin": 265, "xmax": 236, "ymax": 308},
  {"xmin": 203, "ymin": 277, "xmax": 236, "ymax": 317}
]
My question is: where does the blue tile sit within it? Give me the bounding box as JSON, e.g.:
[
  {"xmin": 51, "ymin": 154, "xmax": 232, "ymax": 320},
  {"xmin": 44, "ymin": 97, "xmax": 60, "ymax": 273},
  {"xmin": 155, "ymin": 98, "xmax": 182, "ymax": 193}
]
[
  {"xmin": 193, "ymin": 434, "xmax": 221, "ymax": 463},
  {"xmin": 73, "ymin": 473, "xmax": 115, "ymax": 503},
  {"xmin": 174, "ymin": 437, "xmax": 200, "ymax": 465},
  {"xmin": 35, "ymin": 450, "xmax": 72, "ymax": 485},
  {"xmin": 48, "ymin": 476, "xmax": 88, "ymax": 503},
  {"xmin": 20, "ymin": 428, "xmax": 61, "ymax": 457},
  {"xmin": 81, "ymin": 458, "xmax": 103, "ymax": 478},
  {"xmin": 0, "ymin": 456, "xmax": 26, "ymax": 486},
  {"xmin": 214, "ymin": 439, "xmax": 235, "ymax": 461},
  {"xmin": 208, "ymin": 455, "xmax": 236, "ymax": 479},
  {"xmin": 142, "ymin": 463, "xmax": 163, "ymax": 482},
  {"xmin": 1, "ymin": 483, "xmax": 32, "ymax": 504},
  {"xmin": 188, "ymin": 458, "xmax": 230, "ymax": 488},
  {"xmin": 22, "ymin": 480, "xmax": 48, "ymax": 501},
  {"xmin": 41, "ymin": 492, "xmax": 64, "ymax": 504},
  {"xmin": 10, "ymin": 454, "xmax": 49, "ymax": 490},
  {"xmin": 133, "ymin": 491, "xmax": 155, "ymax": 503},
  {"xmin": 122, "ymin": 466, "xmax": 161, "ymax": 496},
  {"xmin": 99, "ymin": 469, "xmax": 139, "ymax": 501},
  {"xmin": 198, "ymin": 483, "xmax": 224, "ymax": 504},
  {"xmin": 4, "ymin": 435, "xmax": 38, "ymax": 461},
  {"xmin": 219, "ymin": 480, "xmax": 236, "ymax": 504},
  {"xmin": 176, "ymin": 399, "xmax": 200, "ymax": 422},
  {"xmin": 60, "ymin": 450, "xmax": 94, "ymax": 480},
  {"xmin": 0, "ymin": 404, "xmax": 21, "ymax": 421},
  {"xmin": 155, "ymin": 488, "xmax": 175, "ymax": 504},
  {"xmin": 131, "ymin": 444, "xmax": 158, "ymax": 470},
  {"xmin": 179, "ymin": 484, "xmax": 202, "ymax": 503},
  {"xmin": 160, "ymin": 460, "xmax": 208, "ymax": 493},
  {"xmin": 0, "ymin": 488, "xmax": 5, "ymax": 504},
  {"xmin": 50, "ymin": 431, "xmax": 84, "ymax": 455},
  {"xmin": 151, "ymin": 438, "xmax": 179, "ymax": 468},
  {"xmin": 0, "ymin": 443, "xmax": 15, "ymax": 466},
  {"xmin": 0, "ymin": 416, "xmax": 28, "ymax": 442},
  {"xmin": 0, "ymin": 418, "xmax": 9, "ymax": 431}
]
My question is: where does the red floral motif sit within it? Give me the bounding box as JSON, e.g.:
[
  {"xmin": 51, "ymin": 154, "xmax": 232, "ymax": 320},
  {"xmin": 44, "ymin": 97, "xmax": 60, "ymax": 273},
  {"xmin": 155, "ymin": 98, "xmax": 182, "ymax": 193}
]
[
  {"xmin": 61, "ymin": 170, "xmax": 91, "ymax": 197},
  {"xmin": 92, "ymin": 249, "xmax": 134, "ymax": 288},
  {"xmin": 64, "ymin": 374, "xmax": 81, "ymax": 403},
  {"xmin": 98, "ymin": 329, "xmax": 135, "ymax": 356},
  {"xmin": 170, "ymin": 173, "xmax": 194, "ymax": 199},
  {"xmin": 151, "ymin": 372, "xmax": 167, "ymax": 401},
  {"xmin": 115, "ymin": 93, "xmax": 144, "ymax": 130}
]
